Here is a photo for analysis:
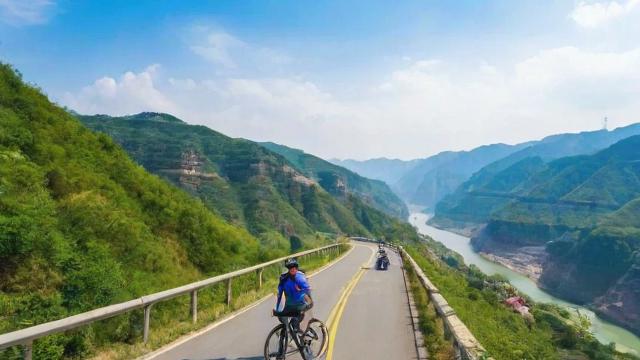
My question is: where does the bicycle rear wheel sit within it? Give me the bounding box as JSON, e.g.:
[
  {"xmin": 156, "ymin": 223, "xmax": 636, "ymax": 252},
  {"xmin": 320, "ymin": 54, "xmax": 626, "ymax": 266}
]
[{"xmin": 303, "ymin": 319, "xmax": 329, "ymax": 358}]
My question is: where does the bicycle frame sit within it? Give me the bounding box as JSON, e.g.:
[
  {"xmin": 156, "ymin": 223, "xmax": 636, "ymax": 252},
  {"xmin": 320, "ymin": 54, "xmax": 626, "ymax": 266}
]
[{"xmin": 277, "ymin": 316, "xmax": 312, "ymax": 360}]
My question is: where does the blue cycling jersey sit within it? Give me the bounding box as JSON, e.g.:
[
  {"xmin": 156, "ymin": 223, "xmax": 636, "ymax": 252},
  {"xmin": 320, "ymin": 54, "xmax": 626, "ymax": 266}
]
[{"xmin": 277, "ymin": 271, "xmax": 311, "ymax": 307}]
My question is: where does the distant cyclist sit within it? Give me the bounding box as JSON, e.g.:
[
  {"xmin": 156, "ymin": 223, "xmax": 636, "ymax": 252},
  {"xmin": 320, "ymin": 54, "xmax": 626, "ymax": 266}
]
[{"xmin": 275, "ymin": 258, "xmax": 313, "ymax": 321}]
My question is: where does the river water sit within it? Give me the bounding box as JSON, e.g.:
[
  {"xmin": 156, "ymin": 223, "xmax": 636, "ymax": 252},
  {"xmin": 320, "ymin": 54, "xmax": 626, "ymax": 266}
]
[{"xmin": 409, "ymin": 212, "xmax": 640, "ymax": 354}]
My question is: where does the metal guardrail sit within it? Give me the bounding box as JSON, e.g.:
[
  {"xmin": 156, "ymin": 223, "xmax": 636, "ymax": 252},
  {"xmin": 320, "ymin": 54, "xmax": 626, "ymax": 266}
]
[
  {"xmin": 398, "ymin": 246, "xmax": 491, "ymax": 360},
  {"xmin": 0, "ymin": 243, "xmax": 343, "ymax": 359}
]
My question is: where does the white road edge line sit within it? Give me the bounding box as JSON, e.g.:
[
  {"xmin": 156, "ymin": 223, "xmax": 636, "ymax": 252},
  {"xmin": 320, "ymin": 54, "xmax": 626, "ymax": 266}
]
[{"xmin": 139, "ymin": 243, "xmax": 356, "ymax": 360}]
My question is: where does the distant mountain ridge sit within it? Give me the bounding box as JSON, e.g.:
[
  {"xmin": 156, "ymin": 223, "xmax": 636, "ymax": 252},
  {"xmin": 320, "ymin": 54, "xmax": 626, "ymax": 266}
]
[
  {"xmin": 336, "ymin": 142, "xmax": 534, "ymax": 209},
  {"xmin": 338, "ymin": 124, "xmax": 640, "ymax": 212},
  {"xmin": 433, "ymin": 122, "xmax": 640, "ymax": 227},
  {"xmin": 330, "ymin": 157, "xmax": 420, "ymax": 186},
  {"xmin": 398, "ymin": 143, "xmax": 535, "ymax": 209}
]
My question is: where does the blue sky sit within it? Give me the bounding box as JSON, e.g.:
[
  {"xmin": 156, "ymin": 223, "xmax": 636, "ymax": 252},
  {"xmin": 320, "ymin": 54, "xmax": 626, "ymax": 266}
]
[{"xmin": 2, "ymin": 0, "xmax": 640, "ymax": 159}]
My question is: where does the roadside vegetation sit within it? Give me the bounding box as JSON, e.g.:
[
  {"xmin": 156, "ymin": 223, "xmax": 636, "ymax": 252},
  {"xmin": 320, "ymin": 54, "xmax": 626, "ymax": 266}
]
[
  {"xmin": 404, "ymin": 237, "xmax": 638, "ymax": 360},
  {"xmin": 404, "ymin": 260, "xmax": 454, "ymax": 359}
]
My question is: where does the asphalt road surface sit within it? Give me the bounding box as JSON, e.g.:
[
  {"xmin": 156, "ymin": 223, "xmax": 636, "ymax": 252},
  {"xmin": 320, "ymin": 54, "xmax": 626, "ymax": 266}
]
[{"xmin": 147, "ymin": 242, "xmax": 418, "ymax": 360}]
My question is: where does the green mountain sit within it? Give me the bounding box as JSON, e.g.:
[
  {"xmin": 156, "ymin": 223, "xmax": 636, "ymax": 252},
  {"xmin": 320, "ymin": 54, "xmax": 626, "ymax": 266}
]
[
  {"xmin": 261, "ymin": 142, "xmax": 409, "ymax": 219},
  {"xmin": 436, "ymin": 136, "xmax": 640, "ymax": 336},
  {"xmin": 335, "ymin": 143, "xmax": 534, "ymax": 210},
  {"xmin": 434, "ymin": 123, "xmax": 640, "ymax": 228},
  {"xmin": 338, "ymin": 125, "xmax": 640, "ymax": 212},
  {"xmin": 79, "ymin": 114, "xmax": 416, "ymax": 246},
  {"xmin": 0, "ymin": 64, "xmax": 262, "ymax": 357}
]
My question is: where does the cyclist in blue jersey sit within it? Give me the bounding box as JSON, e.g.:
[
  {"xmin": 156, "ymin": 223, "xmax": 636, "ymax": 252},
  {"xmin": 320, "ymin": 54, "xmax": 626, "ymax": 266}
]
[{"xmin": 275, "ymin": 258, "xmax": 313, "ymax": 317}]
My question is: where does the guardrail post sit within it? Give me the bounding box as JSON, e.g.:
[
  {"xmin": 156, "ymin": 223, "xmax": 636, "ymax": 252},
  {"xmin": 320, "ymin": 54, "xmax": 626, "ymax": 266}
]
[
  {"xmin": 454, "ymin": 340, "xmax": 462, "ymax": 360},
  {"xmin": 190, "ymin": 290, "xmax": 198, "ymax": 324},
  {"xmin": 143, "ymin": 304, "xmax": 152, "ymax": 343},
  {"xmin": 23, "ymin": 341, "xmax": 32, "ymax": 360},
  {"xmin": 256, "ymin": 269, "xmax": 263, "ymax": 289},
  {"xmin": 226, "ymin": 279, "xmax": 232, "ymax": 306}
]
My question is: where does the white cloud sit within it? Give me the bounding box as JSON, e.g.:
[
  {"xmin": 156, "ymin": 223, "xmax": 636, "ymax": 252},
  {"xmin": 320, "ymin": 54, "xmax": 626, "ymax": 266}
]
[
  {"xmin": 0, "ymin": 0, "xmax": 55, "ymax": 25},
  {"xmin": 570, "ymin": 0, "xmax": 640, "ymax": 27},
  {"xmin": 189, "ymin": 28, "xmax": 291, "ymax": 70},
  {"xmin": 191, "ymin": 32, "xmax": 245, "ymax": 68},
  {"xmin": 63, "ymin": 64, "xmax": 177, "ymax": 116},
  {"xmin": 62, "ymin": 44, "xmax": 640, "ymax": 160},
  {"xmin": 514, "ymin": 47, "xmax": 640, "ymax": 109}
]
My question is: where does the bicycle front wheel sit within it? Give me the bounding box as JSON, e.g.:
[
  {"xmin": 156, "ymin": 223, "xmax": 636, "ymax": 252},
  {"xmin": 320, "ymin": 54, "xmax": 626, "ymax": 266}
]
[
  {"xmin": 303, "ymin": 319, "xmax": 329, "ymax": 358},
  {"xmin": 265, "ymin": 324, "xmax": 289, "ymax": 359}
]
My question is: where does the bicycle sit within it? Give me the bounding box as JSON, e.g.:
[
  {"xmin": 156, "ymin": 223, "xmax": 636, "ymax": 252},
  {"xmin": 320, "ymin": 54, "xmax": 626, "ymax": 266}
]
[{"xmin": 264, "ymin": 308, "xmax": 328, "ymax": 360}]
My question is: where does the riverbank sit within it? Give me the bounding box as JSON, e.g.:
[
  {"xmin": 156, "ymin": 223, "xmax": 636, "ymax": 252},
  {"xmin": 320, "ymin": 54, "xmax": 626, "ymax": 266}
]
[
  {"xmin": 410, "ymin": 212, "xmax": 640, "ymax": 355},
  {"xmin": 478, "ymin": 248, "xmax": 545, "ymax": 282},
  {"xmin": 425, "ymin": 216, "xmax": 478, "ymax": 237},
  {"xmin": 427, "ymin": 217, "xmax": 546, "ymax": 282}
]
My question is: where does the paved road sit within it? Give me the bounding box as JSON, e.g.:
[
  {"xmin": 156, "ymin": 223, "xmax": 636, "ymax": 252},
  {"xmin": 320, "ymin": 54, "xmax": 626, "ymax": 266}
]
[
  {"xmin": 148, "ymin": 242, "xmax": 417, "ymax": 360},
  {"xmin": 331, "ymin": 246, "xmax": 416, "ymax": 359}
]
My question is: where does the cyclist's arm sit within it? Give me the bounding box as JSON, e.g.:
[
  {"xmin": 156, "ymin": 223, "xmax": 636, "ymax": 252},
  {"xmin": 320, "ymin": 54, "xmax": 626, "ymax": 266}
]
[
  {"xmin": 276, "ymin": 274, "xmax": 286, "ymax": 309},
  {"xmin": 296, "ymin": 274, "xmax": 312, "ymax": 303},
  {"xmin": 276, "ymin": 286, "xmax": 284, "ymax": 309}
]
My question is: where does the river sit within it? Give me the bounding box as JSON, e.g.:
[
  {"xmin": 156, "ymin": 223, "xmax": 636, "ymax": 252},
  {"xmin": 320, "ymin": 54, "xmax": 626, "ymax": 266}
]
[{"xmin": 409, "ymin": 212, "xmax": 640, "ymax": 354}]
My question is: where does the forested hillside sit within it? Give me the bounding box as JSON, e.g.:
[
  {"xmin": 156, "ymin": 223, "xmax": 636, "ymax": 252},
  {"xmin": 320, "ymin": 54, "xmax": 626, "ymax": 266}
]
[
  {"xmin": 261, "ymin": 142, "xmax": 409, "ymax": 219},
  {"xmin": 80, "ymin": 114, "xmax": 418, "ymax": 247},
  {"xmin": 0, "ymin": 64, "xmax": 263, "ymax": 357}
]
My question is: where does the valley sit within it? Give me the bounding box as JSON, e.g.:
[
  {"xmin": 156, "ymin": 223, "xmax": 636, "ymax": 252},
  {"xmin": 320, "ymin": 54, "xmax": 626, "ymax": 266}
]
[{"xmin": 410, "ymin": 212, "xmax": 640, "ymax": 355}]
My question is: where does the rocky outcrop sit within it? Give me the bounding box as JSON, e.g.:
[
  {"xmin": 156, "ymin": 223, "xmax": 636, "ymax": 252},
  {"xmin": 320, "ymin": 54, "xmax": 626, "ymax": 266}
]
[{"xmin": 538, "ymin": 259, "xmax": 595, "ymax": 304}]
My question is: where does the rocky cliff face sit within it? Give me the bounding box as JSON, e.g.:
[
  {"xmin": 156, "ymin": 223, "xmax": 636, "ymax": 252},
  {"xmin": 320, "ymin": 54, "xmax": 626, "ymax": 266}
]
[{"xmin": 593, "ymin": 257, "xmax": 640, "ymax": 336}]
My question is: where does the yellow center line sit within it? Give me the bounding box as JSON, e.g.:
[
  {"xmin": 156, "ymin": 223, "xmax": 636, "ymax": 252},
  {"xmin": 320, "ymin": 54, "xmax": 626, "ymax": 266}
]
[{"xmin": 325, "ymin": 245, "xmax": 376, "ymax": 360}]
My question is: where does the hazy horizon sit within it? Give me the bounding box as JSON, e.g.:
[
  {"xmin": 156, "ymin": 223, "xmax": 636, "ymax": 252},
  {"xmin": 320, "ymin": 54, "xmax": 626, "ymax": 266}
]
[{"xmin": 2, "ymin": 0, "xmax": 640, "ymax": 160}]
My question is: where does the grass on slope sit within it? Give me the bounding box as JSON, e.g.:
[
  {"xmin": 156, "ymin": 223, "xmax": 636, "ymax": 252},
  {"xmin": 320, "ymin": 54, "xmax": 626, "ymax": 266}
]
[{"xmin": 403, "ymin": 260, "xmax": 454, "ymax": 359}]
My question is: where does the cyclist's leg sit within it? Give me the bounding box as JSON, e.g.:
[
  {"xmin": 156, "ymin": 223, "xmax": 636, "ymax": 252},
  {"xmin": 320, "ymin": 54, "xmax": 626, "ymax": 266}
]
[
  {"xmin": 282, "ymin": 304, "xmax": 306, "ymax": 332},
  {"xmin": 277, "ymin": 318, "xmax": 288, "ymax": 359}
]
